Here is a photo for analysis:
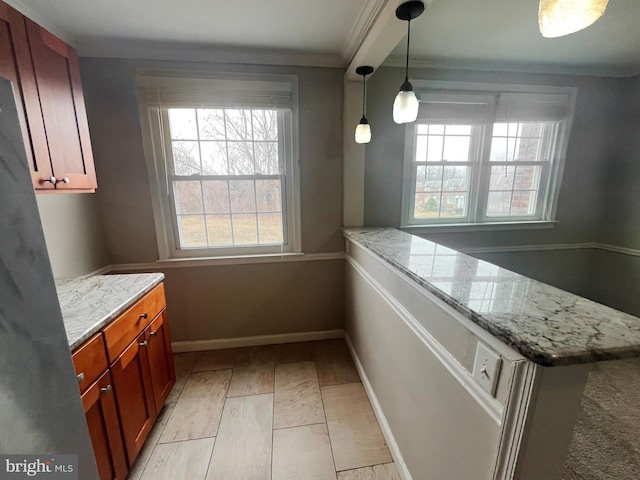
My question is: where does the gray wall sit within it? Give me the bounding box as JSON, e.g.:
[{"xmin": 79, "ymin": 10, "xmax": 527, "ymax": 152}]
[
  {"xmin": 36, "ymin": 194, "xmax": 109, "ymax": 278},
  {"xmin": 80, "ymin": 58, "xmax": 345, "ymax": 342},
  {"xmin": 597, "ymin": 74, "xmax": 640, "ymax": 249}
]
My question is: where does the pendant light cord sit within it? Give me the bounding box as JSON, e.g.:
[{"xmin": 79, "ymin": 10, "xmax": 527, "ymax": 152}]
[
  {"xmin": 404, "ymin": 18, "xmax": 411, "ymax": 82},
  {"xmin": 362, "ymin": 73, "xmax": 367, "ymax": 117}
]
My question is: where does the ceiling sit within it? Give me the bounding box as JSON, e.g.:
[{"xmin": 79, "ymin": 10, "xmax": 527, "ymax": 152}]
[
  {"xmin": 389, "ymin": 0, "xmax": 640, "ymax": 77},
  {"xmin": 8, "ymin": 0, "xmax": 640, "ymax": 77}
]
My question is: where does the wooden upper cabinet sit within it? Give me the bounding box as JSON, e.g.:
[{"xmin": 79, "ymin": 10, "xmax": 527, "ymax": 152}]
[
  {"xmin": 25, "ymin": 18, "xmax": 97, "ymax": 191},
  {"xmin": 0, "ymin": 3, "xmax": 54, "ymax": 190}
]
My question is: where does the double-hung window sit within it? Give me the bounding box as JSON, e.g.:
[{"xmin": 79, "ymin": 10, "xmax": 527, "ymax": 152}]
[
  {"xmin": 137, "ymin": 72, "xmax": 300, "ymax": 258},
  {"xmin": 402, "ymin": 83, "xmax": 576, "ymax": 228}
]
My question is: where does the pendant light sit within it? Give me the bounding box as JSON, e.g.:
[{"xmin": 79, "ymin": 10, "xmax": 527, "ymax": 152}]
[
  {"xmin": 393, "ymin": 0, "xmax": 425, "ymax": 124},
  {"xmin": 355, "ymin": 66, "xmax": 374, "ymax": 144},
  {"xmin": 538, "ymin": 0, "xmax": 609, "ymax": 38}
]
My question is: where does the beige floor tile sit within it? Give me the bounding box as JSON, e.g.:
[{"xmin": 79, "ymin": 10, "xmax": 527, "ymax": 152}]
[
  {"xmin": 273, "ymin": 424, "xmax": 337, "ymax": 480},
  {"xmin": 159, "ymin": 370, "xmax": 232, "ymax": 443},
  {"xmin": 128, "ymin": 404, "xmax": 175, "ymax": 480},
  {"xmin": 227, "ymin": 346, "xmax": 276, "ymax": 397},
  {"xmin": 192, "ymin": 349, "xmax": 238, "ymax": 372},
  {"xmin": 140, "ymin": 437, "xmax": 215, "ymax": 480},
  {"xmin": 166, "ymin": 352, "xmax": 198, "ymax": 404},
  {"xmin": 206, "ymin": 394, "xmax": 273, "ymax": 480},
  {"xmin": 322, "ymin": 383, "xmax": 392, "ymax": 471},
  {"xmin": 314, "ymin": 340, "xmax": 360, "ymax": 387},
  {"xmin": 274, "ymin": 361, "xmax": 325, "ymax": 429},
  {"xmin": 276, "ymin": 342, "xmax": 315, "ymax": 364},
  {"xmin": 337, "ymin": 463, "xmax": 401, "ymax": 480}
]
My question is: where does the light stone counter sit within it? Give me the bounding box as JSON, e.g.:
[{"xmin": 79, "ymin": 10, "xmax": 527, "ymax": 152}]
[
  {"xmin": 56, "ymin": 273, "xmax": 165, "ymax": 350},
  {"xmin": 344, "ymin": 227, "xmax": 640, "ymax": 366}
]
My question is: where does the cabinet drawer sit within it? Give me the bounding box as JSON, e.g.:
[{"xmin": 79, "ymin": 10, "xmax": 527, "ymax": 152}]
[
  {"xmin": 103, "ymin": 284, "xmax": 166, "ymax": 363},
  {"xmin": 72, "ymin": 332, "xmax": 108, "ymax": 393}
]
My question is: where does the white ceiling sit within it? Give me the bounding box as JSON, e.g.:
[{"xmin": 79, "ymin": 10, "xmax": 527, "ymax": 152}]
[
  {"xmin": 387, "ymin": 0, "xmax": 640, "ymax": 77},
  {"xmin": 8, "ymin": 0, "xmax": 640, "ymax": 77}
]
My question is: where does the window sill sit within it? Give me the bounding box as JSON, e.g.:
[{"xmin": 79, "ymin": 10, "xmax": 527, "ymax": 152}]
[
  {"xmin": 400, "ymin": 221, "xmax": 557, "ymax": 234},
  {"xmin": 150, "ymin": 251, "xmax": 343, "ymax": 268}
]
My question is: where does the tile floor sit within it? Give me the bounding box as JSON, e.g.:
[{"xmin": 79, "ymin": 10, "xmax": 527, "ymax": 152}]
[{"xmin": 127, "ymin": 339, "xmax": 401, "ymax": 480}]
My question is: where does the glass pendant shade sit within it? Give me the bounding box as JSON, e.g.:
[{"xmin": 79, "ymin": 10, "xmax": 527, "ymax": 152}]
[
  {"xmin": 393, "ymin": 88, "xmax": 419, "ymax": 124},
  {"xmin": 538, "ymin": 0, "xmax": 609, "ymax": 38},
  {"xmin": 355, "ymin": 120, "xmax": 371, "ymax": 144}
]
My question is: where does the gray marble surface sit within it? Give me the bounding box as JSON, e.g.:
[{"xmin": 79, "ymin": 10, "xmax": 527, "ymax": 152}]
[
  {"xmin": 344, "ymin": 227, "xmax": 640, "ymax": 367},
  {"xmin": 56, "ymin": 273, "xmax": 165, "ymax": 350}
]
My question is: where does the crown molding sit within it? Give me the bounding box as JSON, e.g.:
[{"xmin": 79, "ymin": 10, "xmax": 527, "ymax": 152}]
[
  {"xmin": 4, "ymin": 0, "xmax": 75, "ymax": 45},
  {"xmin": 383, "ymin": 55, "xmax": 640, "ymax": 79},
  {"xmin": 341, "ymin": 0, "xmax": 390, "ymax": 65},
  {"xmin": 76, "ymin": 37, "xmax": 345, "ymax": 68}
]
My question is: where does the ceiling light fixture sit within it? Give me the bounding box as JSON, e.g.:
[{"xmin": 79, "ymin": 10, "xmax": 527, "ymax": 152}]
[
  {"xmin": 538, "ymin": 0, "xmax": 609, "ymax": 38},
  {"xmin": 355, "ymin": 66, "xmax": 374, "ymax": 144},
  {"xmin": 393, "ymin": 0, "xmax": 425, "ymax": 124}
]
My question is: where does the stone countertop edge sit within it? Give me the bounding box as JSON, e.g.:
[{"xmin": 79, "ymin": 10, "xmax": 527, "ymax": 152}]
[
  {"xmin": 56, "ymin": 273, "xmax": 165, "ymax": 351},
  {"xmin": 343, "ymin": 227, "xmax": 640, "ymax": 367}
]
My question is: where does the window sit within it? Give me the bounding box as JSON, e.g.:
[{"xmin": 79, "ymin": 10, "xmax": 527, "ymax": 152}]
[
  {"xmin": 136, "ymin": 72, "xmax": 300, "ymax": 258},
  {"xmin": 402, "ymin": 85, "xmax": 575, "ymax": 228}
]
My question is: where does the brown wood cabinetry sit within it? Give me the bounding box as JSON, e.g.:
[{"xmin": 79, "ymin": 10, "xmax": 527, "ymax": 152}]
[
  {"xmin": 110, "ymin": 330, "xmax": 157, "ymax": 464},
  {"xmin": 0, "ymin": 1, "xmax": 97, "ymax": 192},
  {"xmin": 81, "ymin": 371, "xmax": 128, "ymax": 480},
  {"xmin": 71, "ymin": 283, "xmax": 175, "ymax": 480},
  {"xmin": 147, "ymin": 311, "xmax": 176, "ymax": 409}
]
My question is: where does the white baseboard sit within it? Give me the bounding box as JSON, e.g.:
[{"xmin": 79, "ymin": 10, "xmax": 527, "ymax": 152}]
[
  {"xmin": 172, "ymin": 329, "xmax": 344, "ymax": 352},
  {"xmin": 344, "ymin": 333, "xmax": 413, "ymax": 480}
]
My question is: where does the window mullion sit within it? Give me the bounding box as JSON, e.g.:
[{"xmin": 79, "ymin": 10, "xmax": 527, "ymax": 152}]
[{"xmin": 472, "ymin": 124, "xmax": 493, "ymax": 222}]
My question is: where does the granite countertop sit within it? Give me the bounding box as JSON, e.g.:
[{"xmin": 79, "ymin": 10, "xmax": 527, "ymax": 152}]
[
  {"xmin": 344, "ymin": 227, "xmax": 640, "ymax": 367},
  {"xmin": 56, "ymin": 273, "xmax": 165, "ymax": 350}
]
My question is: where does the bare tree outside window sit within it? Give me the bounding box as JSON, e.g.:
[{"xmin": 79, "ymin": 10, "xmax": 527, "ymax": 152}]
[{"xmin": 167, "ymin": 108, "xmax": 284, "ymax": 248}]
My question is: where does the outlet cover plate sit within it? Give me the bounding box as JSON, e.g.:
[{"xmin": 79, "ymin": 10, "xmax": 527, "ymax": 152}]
[{"xmin": 473, "ymin": 342, "xmax": 501, "ymax": 396}]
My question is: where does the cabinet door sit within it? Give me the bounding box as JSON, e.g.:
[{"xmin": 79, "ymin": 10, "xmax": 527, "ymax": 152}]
[
  {"xmin": 81, "ymin": 371, "xmax": 128, "ymax": 480},
  {"xmin": 0, "ymin": 3, "xmax": 53, "ymax": 189},
  {"xmin": 147, "ymin": 310, "xmax": 176, "ymax": 410},
  {"xmin": 110, "ymin": 330, "xmax": 156, "ymax": 466},
  {"xmin": 25, "ymin": 18, "xmax": 97, "ymax": 191}
]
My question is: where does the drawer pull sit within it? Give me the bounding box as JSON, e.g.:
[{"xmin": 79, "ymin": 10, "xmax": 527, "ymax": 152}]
[
  {"xmin": 101, "ymin": 385, "xmax": 113, "ymax": 394},
  {"xmin": 149, "ymin": 331, "xmax": 157, "ymax": 337},
  {"xmin": 139, "ymin": 312, "xmax": 148, "ymax": 320},
  {"xmin": 76, "ymin": 372, "xmax": 85, "ymax": 383},
  {"xmin": 139, "ymin": 340, "xmax": 148, "ymax": 347}
]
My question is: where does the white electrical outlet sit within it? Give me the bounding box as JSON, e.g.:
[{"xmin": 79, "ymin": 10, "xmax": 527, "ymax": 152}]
[{"xmin": 472, "ymin": 342, "xmax": 501, "ymax": 396}]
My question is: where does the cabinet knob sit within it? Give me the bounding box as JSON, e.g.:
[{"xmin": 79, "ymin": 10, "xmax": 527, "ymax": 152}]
[
  {"xmin": 149, "ymin": 331, "xmax": 157, "ymax": 337},
  {"xmin": 139, "ymin": 340, "xmax": 148, "ymax": 347},
  {"xmin": 58, "ymin": 177, "xmax": 70, "ymax": 184},
  {"xmin": 139, "ymin": 313, "xmax": 148, "ymax": 320},
  {"xmin": 76, "ymin": 372, "xmax": 85, "ymax": 383},
  {"xmin": 101, "ymin": 385, "xmax": 113, "ymax": 394},
  {"xmin": 43, "ymin": 176, "xmax": 57, "ymax": 185}
]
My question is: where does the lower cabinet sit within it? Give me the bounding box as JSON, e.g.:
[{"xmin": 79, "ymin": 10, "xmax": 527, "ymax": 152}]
[
  {"xmin": 81, "ymin": 371, "xmax": 128, "ymax": 480},
  {"xmin": 71, "ymin": 283, "xmax": 176, "ymax": 480},
  {"xmin": 147, "ymin": 311, "xmax": 176, "ymax": 410},
  {"xmin": 110, "ymin": 330, "xmax": 157, "ymax": 464}
]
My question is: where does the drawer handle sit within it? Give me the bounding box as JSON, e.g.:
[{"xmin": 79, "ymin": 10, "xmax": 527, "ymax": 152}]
[
  {"xmin": 76, "ymin": 372, "xmax": 85, "ymax": 383},
  {"xmin": 139, "ymin": 313, "xmax": 148, "ymax": 320},
  {"xmin": 101, "ymin": 385, "xmax": 113, "ymax": 394},
  {"xmin": 139, "ymin": 340, "xmax": 148, "ymax": 347},
  {"xmin": 149, "ymin": 331, "xmax": 157, "ymax": 337}
]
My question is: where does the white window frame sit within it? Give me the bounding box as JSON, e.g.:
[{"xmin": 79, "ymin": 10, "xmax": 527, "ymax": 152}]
[
  {"xmin": 136, "ymin": 70, "xmax": 301, "ymax": 259},
  {"xmin": 401, "ymin": 81, "xmax": 576, "ymax": 231}
]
